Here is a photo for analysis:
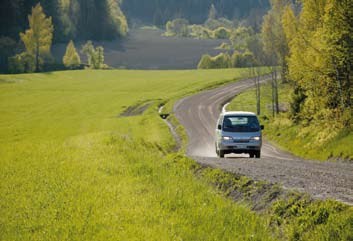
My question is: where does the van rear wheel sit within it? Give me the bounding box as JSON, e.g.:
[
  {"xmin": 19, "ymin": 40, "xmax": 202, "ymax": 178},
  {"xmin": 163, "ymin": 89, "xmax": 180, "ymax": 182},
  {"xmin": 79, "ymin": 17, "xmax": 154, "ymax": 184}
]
[
  {"xmin": 255, "ymin": 151, "xmax": 261, "ymax": 158},
  {"xmin": 219, "ymin": 150, "xmax": 225, "ymax": 158}
]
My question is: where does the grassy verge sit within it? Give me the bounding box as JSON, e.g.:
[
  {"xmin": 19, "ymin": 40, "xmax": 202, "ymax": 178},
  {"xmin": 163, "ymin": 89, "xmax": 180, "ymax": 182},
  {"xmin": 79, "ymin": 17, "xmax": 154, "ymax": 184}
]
[
  {"xmin": 193, "ymin": 164, "xmax": 353, "ymax": 241},
  {"xmin": 227, "ymin": 82, "xmax": 353, "ymax": 161},
  {"xmin": 0, "ymin": 69, "xmax": 275, "ymax": 240}
]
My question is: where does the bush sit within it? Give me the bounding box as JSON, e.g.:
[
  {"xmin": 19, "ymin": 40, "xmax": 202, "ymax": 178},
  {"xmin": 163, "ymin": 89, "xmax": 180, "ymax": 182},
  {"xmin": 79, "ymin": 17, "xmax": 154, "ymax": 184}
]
[
  {"xmin": 213, "ymin": 27, "xmax": 231, "ymax": 39},
  {"xmin": 165, "ymin": 18, "xmax": 189, "ymax": 37},
  {"xmin": 204, "ymin": 18, "xmax": 236, "ymax": 31},
  {"xmin": 215, "ymin": 42, "xmax": 232, "ymax": 50},
  {"xmin": 198, "ymin": 53, "xmax": 231, "ymax": 69},
  {"xmin": 8, "ymin": 52, "xmax": 36, "ymax": 73},
  {"xmin": 204, "ymin": 19, "xmax": 223, "ymax": 30},
  {"xmin": 197, "ymin": 54, "xmax": 212, "ymax": 69},
  {"xmin": 189, "ymin": 25, "xmax": 212, "ymax": 39},
  {"xmin": 81, "ymin": 41, "xmax": 106, "ymax": 69},
  {"xmin": 0, "ymin": 37, "xmax": 18, "ymax": 73},
  {"xmin": 231, "ymin": 51, "xmax": 257, "ymax": 68}
]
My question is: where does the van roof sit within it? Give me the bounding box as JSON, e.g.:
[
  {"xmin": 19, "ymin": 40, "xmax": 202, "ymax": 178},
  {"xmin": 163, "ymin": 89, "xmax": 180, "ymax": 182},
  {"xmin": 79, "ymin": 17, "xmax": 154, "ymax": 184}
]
[{"xmin": 222, "ymin": 111, "xmax": 256, "ymax": 116}]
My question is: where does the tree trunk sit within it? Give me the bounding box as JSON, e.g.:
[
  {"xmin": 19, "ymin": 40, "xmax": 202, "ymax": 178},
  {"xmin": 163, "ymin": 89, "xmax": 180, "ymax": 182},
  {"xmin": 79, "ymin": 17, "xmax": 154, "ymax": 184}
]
[
  {"xmin": 256, "ymin": 75, "xmax": 261, "ymax": 115},
  {"xmin": 274, "ymin": 69, "xmax": 279, "ymax": 114},
  {"xmin": 35, "ymin": 41, "xmax": 40, "ymax": 72},
  {"xmin": 271, "ymin": 71, "xmax": 275, "ymax": 117}
]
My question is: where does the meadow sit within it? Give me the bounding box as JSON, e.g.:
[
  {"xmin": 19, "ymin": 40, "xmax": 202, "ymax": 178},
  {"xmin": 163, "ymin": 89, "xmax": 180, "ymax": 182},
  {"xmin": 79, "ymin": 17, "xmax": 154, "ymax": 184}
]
[
  {"xmin": 0, "ymin": 69, "xmax": 274, "ymax": 240},
  {"xmin": 227, "ymin": 82, "xmax": 353, "ymax": 161}
]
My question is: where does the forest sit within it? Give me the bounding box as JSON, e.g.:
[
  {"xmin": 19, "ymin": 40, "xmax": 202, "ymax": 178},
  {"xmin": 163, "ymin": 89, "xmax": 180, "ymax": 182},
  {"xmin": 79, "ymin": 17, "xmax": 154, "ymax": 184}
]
[
  {"xmin": 121, "ymin": 0, "xmax": 269, "ymax": 27},
  {"xmin": 0, "ymin": 0, "xmax": 128, "ymax": 42}
]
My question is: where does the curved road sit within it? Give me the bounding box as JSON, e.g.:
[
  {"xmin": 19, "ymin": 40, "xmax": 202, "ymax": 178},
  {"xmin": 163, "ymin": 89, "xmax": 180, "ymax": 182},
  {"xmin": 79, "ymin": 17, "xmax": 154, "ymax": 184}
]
[{"xmin": 174, "ymin": 76, "xmax": 353, "ymax": 205}]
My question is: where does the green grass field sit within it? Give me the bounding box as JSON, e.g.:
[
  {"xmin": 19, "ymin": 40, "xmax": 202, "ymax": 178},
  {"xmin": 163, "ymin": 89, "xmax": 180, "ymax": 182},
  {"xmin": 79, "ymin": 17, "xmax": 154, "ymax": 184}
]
[
  {"xmin": 0, "ymin": 69, "xmax": 275, "ymax": 240},
  {"xmin": 227, "ymin": 82, "xmax": 353, "ymax": 161}
]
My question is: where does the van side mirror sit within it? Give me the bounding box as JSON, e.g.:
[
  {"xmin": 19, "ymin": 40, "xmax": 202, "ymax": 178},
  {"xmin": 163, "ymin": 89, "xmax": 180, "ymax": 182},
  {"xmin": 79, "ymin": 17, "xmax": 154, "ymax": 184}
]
[
  {"xmin": 261, "ymin": 125, "xmax": 264, "ymax": 130},
  {"xmin": 217, "ymin": 124, "xmax": 222, "ymax": 130}
]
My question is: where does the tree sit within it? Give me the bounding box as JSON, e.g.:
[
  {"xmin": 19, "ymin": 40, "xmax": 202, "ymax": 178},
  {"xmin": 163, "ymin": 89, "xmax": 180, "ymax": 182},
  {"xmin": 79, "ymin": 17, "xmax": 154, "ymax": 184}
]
[
  {"xmin": 283, "ymin": 0, "xmax": 353, "ymax": 127},
  {"xmin": 261, "ymin": 0, "xmax": 291, "ymax": 115},
  {"xmin": 20, "ymin": 3, "xmax": 53, "ymax": 72},
  {"xmin": 81, "ymin": 41, "xmax": 105, "ymax": 69},
  {"xmin": 208, "ymin": 4, "xmax": 217, "ymax": 20},
  {"xmin": 230, "ymin": 26, "xmax": 254, "ymax": 53},
  {"xmin": 324, "ymin": 0, "xmax": 353, "ymax": 110},
  {"xmin": 63, "ymin": 40, "xmax": 81, "ymax": 68},
  {"xmin": 165, "ymin": 18, "xmax": 189, "ymax": 37}
]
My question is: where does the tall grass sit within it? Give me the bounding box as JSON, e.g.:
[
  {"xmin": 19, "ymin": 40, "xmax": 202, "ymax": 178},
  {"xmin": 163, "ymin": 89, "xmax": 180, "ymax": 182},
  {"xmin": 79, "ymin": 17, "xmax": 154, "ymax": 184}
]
[{"xmin": 0, "ymin": 69, "xmax": 274, "ymax": 240}]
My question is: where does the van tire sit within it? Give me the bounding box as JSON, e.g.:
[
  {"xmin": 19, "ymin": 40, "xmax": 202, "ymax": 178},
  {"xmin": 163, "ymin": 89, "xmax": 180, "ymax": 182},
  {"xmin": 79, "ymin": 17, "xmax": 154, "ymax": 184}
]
[
  {"xmin": 219, "ymin": 150, "xmax": 225, "ymax": 158},
  {"xmin": 255, "ymin": 151, "xmax": 261, "ymax": 158},
  {"xmin": 249, "ymin": 153, "xmax": 255, "ymax": 158}
]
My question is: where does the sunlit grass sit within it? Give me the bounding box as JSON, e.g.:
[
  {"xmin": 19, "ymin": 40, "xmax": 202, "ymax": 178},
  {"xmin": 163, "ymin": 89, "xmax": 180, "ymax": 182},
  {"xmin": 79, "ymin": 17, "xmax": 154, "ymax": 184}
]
[{"xmin": 0, "ymin": 69, "xmax": 274, "ymax": 240}]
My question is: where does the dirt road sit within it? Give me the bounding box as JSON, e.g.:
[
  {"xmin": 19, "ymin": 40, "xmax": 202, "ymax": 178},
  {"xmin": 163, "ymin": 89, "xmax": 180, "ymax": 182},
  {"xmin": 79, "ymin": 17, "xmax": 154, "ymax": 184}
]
[{"xmin": 174, "ymin": 76, "xmax": 353, "ymax": 205}]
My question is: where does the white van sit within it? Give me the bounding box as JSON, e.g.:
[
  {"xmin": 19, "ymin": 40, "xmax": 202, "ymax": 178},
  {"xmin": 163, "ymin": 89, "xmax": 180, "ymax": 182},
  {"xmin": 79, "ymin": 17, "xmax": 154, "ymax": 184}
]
[{"xmin": 215, "ymin": 111, "xmax": 264, "ymax": 158}]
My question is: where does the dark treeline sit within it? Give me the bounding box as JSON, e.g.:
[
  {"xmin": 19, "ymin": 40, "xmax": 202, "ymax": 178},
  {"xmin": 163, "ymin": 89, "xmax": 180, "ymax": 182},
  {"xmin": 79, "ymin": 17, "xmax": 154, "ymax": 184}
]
[
  {"xmin": 0, "ymin": 0, "xmax": 127, "ymax": 73},
  {"xmin": 121, "ymin": 0, "xmax": 270, "ymax": 26},
  {"xmin": 0, "ymin": 0, "xmax": 128, "ymax": 42}
]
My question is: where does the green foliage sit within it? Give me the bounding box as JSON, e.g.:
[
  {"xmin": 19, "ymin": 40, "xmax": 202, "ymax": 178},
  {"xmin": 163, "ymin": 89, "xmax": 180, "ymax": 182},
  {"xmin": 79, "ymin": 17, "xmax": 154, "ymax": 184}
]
[
  {"xmin": 283, "ymin": 0, "xmax": 353, "ymax": 128},
  {"xmin": 121, "ymin": 0, "xmax": 269, "ymax": 27},
  {"xmin": 198, "ymin": 50, "xmax": 259, "ymax": 69},
  {"xmin": 204, "ymin": 18, "xmax": 232, "ymax": 31},
  {"xmin": 8, "ymin": 52, "xmax": 36, "ymax": 74},
  {"xmin": 0, "ymin": 0, "xmax": 128, "ymax": 43},
  {"xmin": 231, "ymin": 51, "xmax": 258, "ymax": 68},
  {"xmin": 188, "ymin": 25, "xmax": 212, "ymax": 39},
  {"xmin": 197, "ymin": 53, "xmax": 231, "ymax": 69},
  {"xmin": 289, "ymin": 84, "xmax": 307, "ymax": 123},
  {"xmin": 19, "ymin": 3, "xmax": 54, "ymax": 72},
  {"xmin": 208, "ymin": 4, "xmax": 217, "ymax": 20},
  {"xmin": 261, "ymin": 0, "xmax": 290, "ymax": 67},
  {"xmin": 197, "ymin": 55, "xmax": 212, "ymax": 69},
  {"xmin": 271, "ymin": 196, "xmax": 353, "ymax": 241},
  {"xmin": 230, "ymin": 26, "xmax": 255, "ymax": 52},
  {"xmin": 215, "ymin": 42, "xmax": 232, "ymax": 50},
  {"xmin": 63, "ymin": 40, "xmax": 81, "ymax": 69},
  {"xmin": 0, "ymin": 37, "xmax": 18, "ymax": 73},
  {"xmin": 106, "ymin": 0, "xmax": 128, "ymax": 37},
  {"xmin": 213, "ymin": 27, "xmax": 231, "ymax": 39},
  {"xmin": 0, "ymin": 69, "xmax": 272, "ymax": 240},
  {"xmin": 81, "ymin": 41, "xmax": 106, "ymax": 69},
  {"xmin": 165, "ymin": 18, "xmax": 189, "ymax": 37},
  {"xmin": 188, "ymin": 18, "xmax": 235, "ymax": 39}
]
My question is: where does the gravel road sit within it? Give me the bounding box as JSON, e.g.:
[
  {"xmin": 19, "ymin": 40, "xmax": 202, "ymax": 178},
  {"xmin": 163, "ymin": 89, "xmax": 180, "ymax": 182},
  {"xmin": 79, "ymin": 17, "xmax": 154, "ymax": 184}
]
[{"xmin": 174, "ymin": 76, "xmax": 353, "ymax": 205}]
